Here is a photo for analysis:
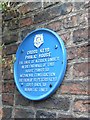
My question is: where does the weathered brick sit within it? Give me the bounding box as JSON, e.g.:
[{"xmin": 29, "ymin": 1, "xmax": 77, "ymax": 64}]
[
  {"xmin": 18, "ymin": 2, "xmax": 41, "ymax": 14},
  {"xmin": 20, "ymin": 17, "xmax": 33, "ymax": 27},
  {"xmin": 73, "ymin": 98, "xmax": 89, "ymax": 114},
  {"xmin": 60, "ymin": 32, "xmax": 71, "ymax": 46},
  {"xmin": 14, "ymin": 108, "xmax": 35, "ymax": 118},
  {"xmin": 84, "ymin": 1, "xmax": 90, "ymax": 8},
  {"xmin": 3, "ymin": 9, "xmax": 19, "ymax": 21},
  {"xmin": 43, "ymin": 1, "xmax": 58, "ymax": 8},
  {"xmin": 0, "ymin": 17, "xmax": 2, "ymax": 28},
  {"xmin": 45, "ymin": 20, "xmax": 63, "ymax": 32},
  {"xmin": 27, "ymin": 2, "xmax": 42, "ymax": 12},
  {"xmin": 33, "ymin": 96, "xmax": 70, "ymax": 111},
  {"xmin": 63, "ymin": 13, "xmax": 87, "ymax": 29},
  {"xmin": 3, "ymin": 69, "xmax": 13, "ymax": 80},
  {"xmin": 2, "ymin": 107, "xmax": 12, "ymax": 119},
  {"xmin": 21, "ymin": 27, "xmax": 36, "ymax": 40},
  {"xmin": 34, "ymin": 3, "xmax": 73, "ymax": 23},
  {"xmin": 0, "ymin": 82, "xmax": 2, "ymax": 93},
  {"xmin": 34, "ymin": 10, "xmax": 49, "ymax": 23},
  {"xmin": 67, "ymin": 47, "xmax": 77, "ymax": 60},
  {"xmin": 0, "ymin": 95, "xmax": 2, "ymax": 105},
  {"xmin": 73, "ymin": 28, "xmax": 88, "ymax": 43},
  {"xmin": 73, "ymin": 62, "xmax": 89, "ymax": 78},
  {"xmin": 15, "ymin": 90, "xmax": 33, "ymax": 106},
  {"xmin": 2, "ymin": 81, "xmax": 15, "ymax": 93},
  {"xmin": 67, "ymin": 44, "xmax": 89, "ymax": 61},
  {"xmin": 36, "ymin": 110, "xmax": 56, "ymax": 118},
  {"xmin": 3, "ymin": 43, "xmax": 19, "ymax": 56},
  {"xmin": 60, "ymin": 81, "xmax": 89, "ymax": 95},
  {"xmin": 0, "ymin": 108, "xmax": 3, "ymax": 119},
  {"xmin": 18, "ymin": 4, "xmax": 29, "ymax": 15},
  {"xmin": 2, "ymin": 32, "xmax": 18, "ymax": 45},
  {"xmin": 76, "ymin": 45, "xmax": 89, "ymax": 59},
  {"xmin": 7, "ymin": 18, "xmax": 19, "ymax": 30},
  {"xmin": 64, "ymin": 64, "xmax": 73, "ymax": 80},
  {"xmin": 63, "ymin": 15, "xmax": 78, "ymax": 29},
  {"xmin": 2, "ymin": 55, "xmax": 12, "ymax": 71},
  {"xmin": 2, "ymin": 93, "xmax": 14, "ymax": 106},
  {"xmin": 58, "ymin": 114, "xmax": 73, "ymax": 119},
  {"xmin": 73, "ymin": 2, "xmax": 85, "ymax": 11}
]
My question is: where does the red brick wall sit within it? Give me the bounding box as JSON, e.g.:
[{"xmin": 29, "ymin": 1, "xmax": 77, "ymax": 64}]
[{"xmin": 1, "ymin": 1, "xmax": 90, "ymax": 119}]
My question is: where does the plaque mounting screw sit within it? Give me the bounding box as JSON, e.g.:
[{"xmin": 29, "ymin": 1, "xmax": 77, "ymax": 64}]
[
  {"xmin": 55, "ymin": 45, "xmax": 58, "ymax": 49},
  {"xmin": 21, "ymin": 49, "xmax": 24, "ymax": 53},
  {"xmin": 49, "ymin": 84, "xmax": 52, "ymax": 88},
  {"xmin": 21, "ymin": 83, "xmax": 24, "ymax": 86}
]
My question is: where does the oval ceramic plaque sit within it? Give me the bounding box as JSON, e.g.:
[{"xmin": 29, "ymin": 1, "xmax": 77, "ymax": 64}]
[{"xmin": 14, "ymin": 28, "xmax": 67, "ymax": 100}]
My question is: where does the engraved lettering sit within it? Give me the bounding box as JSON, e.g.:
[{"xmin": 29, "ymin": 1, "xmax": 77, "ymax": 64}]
[
  {"xmin": 25, "ymin": 54, "xmax": 37, "ymax": 60},
  {"xmin": 18, "ymin": 47, "xmax": 60, "ymax": 94},
  {"xmin": 20, "ymin": 73, "xmax": 33, "ymax": 77},
  {"xmin": 39, "ymin": 52, "xmax": 51, "ymax": 58},
  {"xmin": 27, "ymin": 50, "xmax": 38, "ymax": 55}
]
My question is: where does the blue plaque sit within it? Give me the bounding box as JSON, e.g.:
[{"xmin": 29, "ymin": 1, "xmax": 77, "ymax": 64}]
[{"xmin": 14, "ymin": 28, "xmax": 67, "ymax": 101}]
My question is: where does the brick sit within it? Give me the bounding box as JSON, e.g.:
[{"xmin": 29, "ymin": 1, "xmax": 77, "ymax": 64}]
[
  {"xmin": 14, "ymin": 108, "xmax": 35, "ymax": 118},
  {"xmin": 2, "ymin": 55, "xmax": 12, "ymax": 71},
  {"xmin": 73, "ymin": 62, "xmax": 89, "ymax": 78},
  {"xmin": 3, "ymin": 9, "xmax": 19, "ymax": 21},
  {"xmin": 63, "ymin": 15, "xmax": 78, "ymax": 29},
  {"xmin": 2, "ymin": 107, "xmax": 12, "ymax": 119},
  {"xmin": 84, "ymin": 1, "xmax": 90, "ymax": 8},
  {"xmin": 18, "ymin": 2, "xmax": 41, "ymax": 14},
  {"xmin": 0, "ymin": 95, "xmax": 2, "ymax": 106},
  {"xmin": 60, "ymin": 81, "xmax": 89, "ymax": 95},
  {"xmin": 73, "ymin": 28, "xmax": 88, "ymax": 43},
  {"xmin": 20, "ymin": 17, "xmax": 33, "ymax": 27},
  {"xmin": 73, "ymin": 98, "xmax": 89, "ymax": 114},
  {"xmin": 73, "ymin": 2, "xmax": 85, "ymax": 11},
  {"xmin": 67, "ymin": 44, "xmax": 89, "ymax": 61},
  {"xmin": 64, "ymin": 64, "xmax": 73, "ymax": 80},
  {"xmin": 2, "ymin": 81, "xmax": 15, "ymax": 93},
  {"xmin": 21, "ymin": 27, "xmax": 35, "ymax": 40},
  {"xmin": 43, "ymin": 1, "xmax": 57, "ymax": 8},
  {"xmin": 3, "ymin": 69, "xmax": 13, "ymax": 80},
  {"xmin": 60, "ymin": 32, "xmax": 71, "ymax": 46},
  {"xmin": 34, "ymin": 3, "xmax": 73, "ymax": 23},
  {"xmin": 2, "ymin": 93, "xmax": 14, "ymax": 106},
  {"xmin": 15, "ymin": 90, "xmax": 33, "ymax": 106},
  {"xmin": 76, "ymin": 45, "xmax": 89, "ymax": 59},
  {"xmin": 3, "ymin": 43, "xmax": 19, "ymax": 56},
  {"xmin": 2, "ymin": 32, "xmax": 18, "ymax": 45},
  {"xmin": 0, "ymin": 18, "xmax": 2, "ymax": 28},
  {"xmin": 7, "ymin": 18, "xmax": 19, "ymax": 30},
  {"xmin": 67, "ymin": 47, "xmax": 77, "ymax": 60},
  {"xmin": 45, "ymin": 20, "xmax": 63, "ymax": 32},
  {"xmin": 58, "ymin": 114, "xmax": 73, "ymax": 119},
  {"xmin": 36, "ymin": 110, "xmax": 56, "ymax": 118},
  {"xmin": 33, "ymin": 96, "xmax": 70, "ymax": 111},
  {"xmin": 63, "ymin": 13, "xmax": 87, "ymax": 29},
  {"xmin": 0, "ymin": 82, "xmax": 2, "ymax": 93},
  {"xmin": 27, "ymin": 2, "xmax": 41, "ymax": 12},
  {"xmin": 34, "ymin": 10, "xmax": 49, "ymax": 23},
  {"xmin": 18, "ymin": 4, "xmax": 28, "ymax": 14},
  {"xmin": 0, "ymin": 108, "xmax": 3, "ymax": 119}
]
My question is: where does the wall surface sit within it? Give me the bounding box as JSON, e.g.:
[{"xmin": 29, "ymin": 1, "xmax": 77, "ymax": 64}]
[{"xmin": 1, "ymin": 1, "xmax": 90, "ymax": 119}]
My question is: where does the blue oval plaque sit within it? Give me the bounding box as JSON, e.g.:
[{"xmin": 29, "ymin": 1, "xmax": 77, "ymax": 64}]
[{"xmin": 14, "ymin": 28, "xmax": 67, "ymax": 101}]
